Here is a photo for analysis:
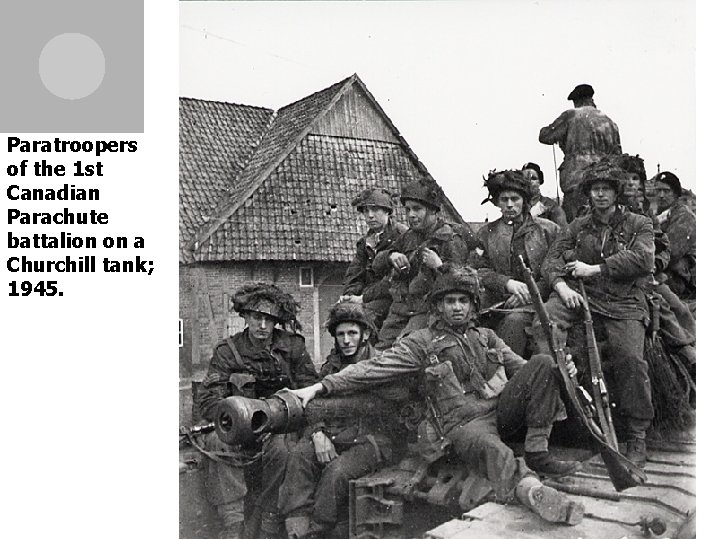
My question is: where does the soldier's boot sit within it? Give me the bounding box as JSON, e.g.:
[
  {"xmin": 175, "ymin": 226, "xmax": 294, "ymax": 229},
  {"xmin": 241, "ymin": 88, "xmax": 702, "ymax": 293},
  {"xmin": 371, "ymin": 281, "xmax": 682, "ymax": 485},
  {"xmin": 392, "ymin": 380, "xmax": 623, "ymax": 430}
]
[
  {"xmin": 217, "ymin": 502, "xmax": 245, "ymax": 539},
  {"xmin": 285, "ymin": 516, "xmax": 311, "ymax": 539},
  {"xmin": 624, "ymin": 438, "xmax": 647, "ymax": 468},
  {"xmin": 516, "ymin": 476, "xmax": 584, "ymax": 525},
  {"xmin": 524, "ymin": 451, "xmax": 583, "ymax": 479},
  {"xmin": 523, "ymin": 426, "xmax": 583, "ymax": 479}
]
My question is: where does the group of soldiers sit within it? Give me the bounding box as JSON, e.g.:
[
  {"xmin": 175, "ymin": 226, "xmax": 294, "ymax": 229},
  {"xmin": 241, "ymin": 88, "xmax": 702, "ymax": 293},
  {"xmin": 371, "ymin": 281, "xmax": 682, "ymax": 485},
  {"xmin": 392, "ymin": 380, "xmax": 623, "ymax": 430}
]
[{"xmin": 193, "ymin": 84, "xmax": 697, "ymax": 538}]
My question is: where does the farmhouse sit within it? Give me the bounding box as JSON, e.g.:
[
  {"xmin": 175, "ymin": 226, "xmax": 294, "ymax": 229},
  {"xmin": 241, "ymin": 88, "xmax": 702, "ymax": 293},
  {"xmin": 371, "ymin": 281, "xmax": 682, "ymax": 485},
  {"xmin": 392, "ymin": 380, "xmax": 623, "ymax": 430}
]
[{"xmin": 179, "ymin": 74, "xmax": 466, "ymax": 422}]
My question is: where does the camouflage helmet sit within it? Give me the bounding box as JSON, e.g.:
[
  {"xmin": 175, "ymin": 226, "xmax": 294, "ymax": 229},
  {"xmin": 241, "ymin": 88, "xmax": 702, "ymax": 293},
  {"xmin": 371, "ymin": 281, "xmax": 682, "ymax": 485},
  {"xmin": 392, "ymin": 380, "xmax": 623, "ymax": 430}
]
[
  {"xmin": 428, "ymin": 264, "xmax": 483, "ymax": 305},
  {"xmin": 351, "ymin": 188, "xmax": 394, "ymax": 214},
  {"xmin": 400, "ymin": 180, "xmax": 442, "ymax": 211},
  {"xmin": 580, "ymin": 158, "xmax": 625, "ymax": 196},
  {"xmin": 231, "ymin": 282, "xmax": 301, "ymax": 326},
  {"xmin": 325, "ymin": 301, "xmax": 377, "ymax": 337},
  {"xmin": 611, "ymin": 154, "xmax": 647, "ymax": 183},
  {"xmin": 482, "ymin": 169, "xmax": 531, "ymax": 205}
]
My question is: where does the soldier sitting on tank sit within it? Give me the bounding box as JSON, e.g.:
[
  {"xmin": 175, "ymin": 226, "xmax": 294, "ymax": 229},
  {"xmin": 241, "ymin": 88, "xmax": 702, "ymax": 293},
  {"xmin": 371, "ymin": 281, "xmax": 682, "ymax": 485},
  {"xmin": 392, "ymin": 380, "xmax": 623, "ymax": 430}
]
[
  {"xmin": 290, "ymin": 265, "xmax": 586, "ymax": 526},
  {"xmin": 373, "ymin": 179, "xmax": 468, "ymax": 350},
  {"xmin": 521, "ymin": 162, "xmax": 568, "ymax": 227},
  {"xmin": 339, "ymin": 188, "xmax": 408, "ymax": 333},
  {"xmin": 470, "ymin": 170, "xmax": 560, "ymax": 357},
  {"xmin": 279, "ymin": 302, "xmax": 408, "ymax": 538},
  {"xmin": 195, "ymin": 283, "xmax": 319, "ymax": 538}
]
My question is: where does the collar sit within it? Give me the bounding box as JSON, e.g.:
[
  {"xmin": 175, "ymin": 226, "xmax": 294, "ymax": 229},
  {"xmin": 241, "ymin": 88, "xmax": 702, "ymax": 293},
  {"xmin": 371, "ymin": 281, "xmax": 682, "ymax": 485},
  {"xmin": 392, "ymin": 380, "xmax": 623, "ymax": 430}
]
[
  {"xmin": 590, "ymin": 205, "xmax": 625, "ymax": 228},
  {"xmin": 240, "ymin": 328, "xmax": 291, "ymax": 354}
]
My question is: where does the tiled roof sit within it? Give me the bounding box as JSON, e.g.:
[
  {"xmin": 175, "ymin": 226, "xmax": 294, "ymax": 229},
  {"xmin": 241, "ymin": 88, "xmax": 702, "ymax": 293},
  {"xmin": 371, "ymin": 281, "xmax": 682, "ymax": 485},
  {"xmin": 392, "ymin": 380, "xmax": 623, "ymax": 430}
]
[
  {"xmin": 190, "ymin": 76, "xmax": 355, "ymax": 250},
  {"xmin": 193, "ymin": 134, "xmax": 435, "ymax": 262},
  {"xmin": 181, "ymin": 74, "xmax": 466, "ymax": 263},
  {"xmin": 179, "ymin": 98, "xmax": 273, "ymax": 262}
]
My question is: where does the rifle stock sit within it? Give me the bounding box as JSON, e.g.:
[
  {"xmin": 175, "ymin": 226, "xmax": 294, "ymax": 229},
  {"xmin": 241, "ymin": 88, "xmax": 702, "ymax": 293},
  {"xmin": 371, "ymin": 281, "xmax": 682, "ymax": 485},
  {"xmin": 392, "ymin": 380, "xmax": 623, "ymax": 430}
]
[
  {"xmin": 517, "ymin": 255, "xmax": 646, "ymax": 491},
  {"xmin": 578, "ymin": 280, "xmax": 620, "ymax": 450}
]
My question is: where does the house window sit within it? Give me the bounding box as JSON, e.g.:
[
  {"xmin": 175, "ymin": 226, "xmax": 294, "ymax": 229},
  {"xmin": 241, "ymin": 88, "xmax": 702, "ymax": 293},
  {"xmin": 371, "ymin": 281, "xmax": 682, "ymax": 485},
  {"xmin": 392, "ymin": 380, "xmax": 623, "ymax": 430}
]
[{"xmin": 299, "ymin": 267, "xmax": 314, "ymax": 287}]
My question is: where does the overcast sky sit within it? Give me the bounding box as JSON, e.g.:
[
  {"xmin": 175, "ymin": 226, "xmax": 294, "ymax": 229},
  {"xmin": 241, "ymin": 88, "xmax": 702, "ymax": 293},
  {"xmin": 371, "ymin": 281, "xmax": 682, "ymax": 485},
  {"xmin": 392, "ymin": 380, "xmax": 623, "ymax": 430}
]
[{"xmin": 180, "ymin": 0, "xmax": 695, "ymax": 223}]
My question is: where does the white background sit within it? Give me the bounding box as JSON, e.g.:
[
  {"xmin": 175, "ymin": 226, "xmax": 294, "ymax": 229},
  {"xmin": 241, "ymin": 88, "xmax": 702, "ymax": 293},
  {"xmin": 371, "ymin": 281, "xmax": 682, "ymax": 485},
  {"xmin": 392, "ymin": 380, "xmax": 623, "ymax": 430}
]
[{"xmin": 1, "ymin": 0, "xmax": 713, "ymax": 538}]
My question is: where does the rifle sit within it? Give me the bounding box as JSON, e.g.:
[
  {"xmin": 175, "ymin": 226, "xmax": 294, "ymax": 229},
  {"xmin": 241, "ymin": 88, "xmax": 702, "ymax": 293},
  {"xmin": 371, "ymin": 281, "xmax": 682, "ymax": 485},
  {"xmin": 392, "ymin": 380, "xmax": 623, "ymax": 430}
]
[
  {"xmin": 518, "ymin": 256, "xmax": 646, "ymax": 491},
  {"xmin": 578, "ymin": 280, "xmax": 619, "ymax": 450}
]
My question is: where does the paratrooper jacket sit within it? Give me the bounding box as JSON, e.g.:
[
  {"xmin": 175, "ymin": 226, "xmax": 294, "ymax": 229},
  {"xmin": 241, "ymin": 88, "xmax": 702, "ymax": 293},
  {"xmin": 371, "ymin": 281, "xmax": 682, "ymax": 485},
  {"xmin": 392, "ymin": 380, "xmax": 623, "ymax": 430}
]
[
  {"xmin": 321, "ymin": 320, "xmax": 526, "ymax": 435},
  {"xmin": 543, "ymin": 206, "xmax": 655, "ymax": 321},
  {"xmin": 372, "ymin": 218, "xmax": 468, "ymax": 313},
  {"xmin": 197, "ymin": 328, "xmax": 319, "ymax": 422}
]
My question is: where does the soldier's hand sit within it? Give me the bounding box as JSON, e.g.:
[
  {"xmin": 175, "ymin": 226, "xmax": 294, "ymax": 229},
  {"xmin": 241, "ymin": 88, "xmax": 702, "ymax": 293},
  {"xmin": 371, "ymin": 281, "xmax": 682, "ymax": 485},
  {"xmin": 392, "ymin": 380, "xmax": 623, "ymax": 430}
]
[
  {"xmin": 504, "ymin": 294, "xmax": 523, "ymax": 309},
  {"xmin": 289, "ymin": 383, "xmax": 323, "ymax": 407},
  {"xmin": 312, "ymin": 431, "xmax": 338, "ymax": 464},
  {"xmin": 505, "ymin": 280, "xmax": 531, "ymax": 305},
  {"xmin": 420, "ymin": 248, "xmax": 443, "ymax": 270},
  {"xmin": 564, "ymin": 260, "xmax": 601, "ymax": 278},
  {"xmin": 339, "ymin": 294, "xmax": 363, "ymax": 304},
  {"xmin": 555, "ymin": 281, "xmax": 584, "ymax": 310},
  {"xmin": 389, "ymin": 252, "xmax": 410, "ymax": 272},
  {"xmin": 565, "ymin": 353, "xmax": 578, "ymax": 378}
]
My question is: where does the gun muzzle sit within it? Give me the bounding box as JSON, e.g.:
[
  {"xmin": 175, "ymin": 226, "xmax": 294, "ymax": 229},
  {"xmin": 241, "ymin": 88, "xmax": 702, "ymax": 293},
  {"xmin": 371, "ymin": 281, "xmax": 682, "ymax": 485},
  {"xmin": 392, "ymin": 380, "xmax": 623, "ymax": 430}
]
[{"xmin": 214, "ymin": 389, "xmax": 305, "ymax": 446}]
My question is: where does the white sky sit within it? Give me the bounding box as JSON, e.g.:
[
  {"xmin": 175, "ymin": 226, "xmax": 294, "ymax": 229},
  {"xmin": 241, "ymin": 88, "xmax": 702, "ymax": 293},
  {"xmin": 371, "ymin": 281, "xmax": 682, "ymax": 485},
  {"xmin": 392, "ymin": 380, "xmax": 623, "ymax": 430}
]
[{"xmin": 180, "ymin": 0, "xmax": 695, "ymax": 223}]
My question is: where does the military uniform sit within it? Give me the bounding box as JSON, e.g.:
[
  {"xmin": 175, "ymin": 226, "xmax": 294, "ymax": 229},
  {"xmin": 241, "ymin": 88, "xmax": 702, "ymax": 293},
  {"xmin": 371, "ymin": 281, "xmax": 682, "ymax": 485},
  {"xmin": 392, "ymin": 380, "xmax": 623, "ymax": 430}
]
[
  {"xmin": 538, "ymin": 205, "xmax": 655, "ymax": 442},
  {"xmin": 278, "ymin": 343, "xmax": 406, "ymax": 534},
  {"xmin": 471, "ymin": 215, "xmax": 560, "ymax": 356},
  {"xmin": 529, "ymin": 195, "xmax": 568, "ymax": 227},
  {"xmin": 373, "ymin": 218, "xmax": 468, "ymax": 349},
  {"xmin": 196, "ymin": 328, "xmax": 318, "ymax": 536},
  {"xmin": 319, "ymin": 319, "xmax": 573, "ymax": 501},
  {"xmin": 657, "ymin": 201, "xmax": 696, "ymax": 301},
  {"xmin": 539, "ymin": 104, "xmax": 622, "ymax": 221},
  {"xmin": 342, "ymin": 219, "xmax": 409, "ymax": 330}
]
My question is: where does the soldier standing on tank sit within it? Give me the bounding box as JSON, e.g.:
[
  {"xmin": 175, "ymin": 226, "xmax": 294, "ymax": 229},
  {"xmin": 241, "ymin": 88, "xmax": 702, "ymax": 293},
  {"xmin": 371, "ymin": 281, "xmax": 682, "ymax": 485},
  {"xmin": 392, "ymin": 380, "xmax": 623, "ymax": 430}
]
[
  {"xmin": 195, "ymin": 283, "xmax": 318, "ymax": 538},
  {"xmin": 539, "ymin": 84, "xmax": 622, "ymax": 222},
  {"xmin": 533, "ymin": 159, "xmax": 655, "ymax": 467}
]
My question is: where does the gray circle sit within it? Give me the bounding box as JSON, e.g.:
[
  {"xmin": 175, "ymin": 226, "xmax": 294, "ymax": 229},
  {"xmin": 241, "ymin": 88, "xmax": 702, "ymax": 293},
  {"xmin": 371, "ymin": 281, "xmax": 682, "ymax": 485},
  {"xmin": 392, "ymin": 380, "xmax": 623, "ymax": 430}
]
[{"xmin": 39, "ymin": 33, "xmax": 105, "ymax": 100}]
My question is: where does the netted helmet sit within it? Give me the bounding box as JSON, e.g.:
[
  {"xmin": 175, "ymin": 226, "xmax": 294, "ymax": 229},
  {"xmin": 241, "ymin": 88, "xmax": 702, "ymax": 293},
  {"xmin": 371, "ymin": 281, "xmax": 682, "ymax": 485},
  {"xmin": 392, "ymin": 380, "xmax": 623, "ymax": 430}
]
[
  {"xmin": 400, "ymin": 180, "xmax": 442, "ymax": 211},
  {"xmin": 580, "ymin": 158, "xmax": 625, "ymax": 196},
  {"xmin": 482, "ymin": 169, "xmax": 531, "ymax": 205},
  {"xmin": 351, "ymin": 188, "xmax": 394, "ymax": 214},
  {"xmin": 231, "ymin": 282, "xmax": 301, "ymax": 328},
  {"xmin": 325, "ymin": 301, "xmax": 377, "ymax": 337},
  {"xmin": 427, "ymin": 264, "xmax": 483, "ymax": 305}
]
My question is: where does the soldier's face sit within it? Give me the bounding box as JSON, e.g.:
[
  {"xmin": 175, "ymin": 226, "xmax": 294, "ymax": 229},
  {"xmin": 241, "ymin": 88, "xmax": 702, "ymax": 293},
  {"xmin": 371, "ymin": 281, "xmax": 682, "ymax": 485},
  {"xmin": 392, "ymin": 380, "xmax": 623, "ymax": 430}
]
[
  {"xmin": 522, "ymin": 169, "xmax": 542, "ymax": 198},
  {"xmin": 404, "ymin": 200, "xmax": 435, "ymax": 230},
  {"xmin": 589, "ymin": 181, "xmax": 617, "ymax": 210},
  {"xmin": 362, "ymin": 205, "xmax": 390, "ymax": 232},
  {"xmin": 244, "ymin": 311, "xmax": 278, "ymax": 341},
  {"xmin": 497, "ymin": 190, "xmax": 525, "ymax": 220},
  {"xmin": 655, "ymin": 181, "xmax": 678, "ymax": 212},
  {"xmin": 623, "ymin": 173, "xmax": 643, "ymax": 199},
  {"xmin": 438, "ymin": 293, "xmax": 474, "ymax": 326},
  {"xmin": 334, "ymin": 322, "xmax": 368, "ymax": 356}
]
